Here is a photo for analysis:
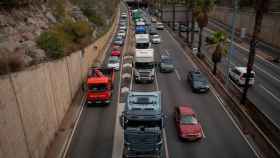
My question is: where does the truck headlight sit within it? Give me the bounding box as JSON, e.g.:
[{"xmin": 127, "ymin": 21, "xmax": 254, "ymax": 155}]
[{"xmin": 134, "ymin": 71, "xmax": 140, "ymax": 77}]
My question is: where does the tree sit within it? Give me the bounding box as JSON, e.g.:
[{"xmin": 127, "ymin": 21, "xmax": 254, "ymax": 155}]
[
  {"xmin": 241, "ymin": 0, "xmax": 271, "ymax": 104},
  {"xmin": 190, "ymin": 0, "xmax": 195, "ymax": 47},
  {"xmin": 193, "ymin": 0, "xmax": 215, "ymax": 58},
  {"xmin": 184, "ymin": 0, "xmax": 190, "ymax": 42},
  {"xmin": 208, "ymin": 31, "xmax": 228, "ymax": 75}
]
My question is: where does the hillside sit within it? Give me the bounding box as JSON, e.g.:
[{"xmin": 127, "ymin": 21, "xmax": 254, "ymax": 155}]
[{"xmin": 0, "ymin": 0, "xmax": 118, "ymax": 75}]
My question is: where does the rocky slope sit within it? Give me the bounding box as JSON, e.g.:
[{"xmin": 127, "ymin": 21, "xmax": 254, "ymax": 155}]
[{"xmin": 0, "ymin": 0, "xmax": 117, "ymax": 74}]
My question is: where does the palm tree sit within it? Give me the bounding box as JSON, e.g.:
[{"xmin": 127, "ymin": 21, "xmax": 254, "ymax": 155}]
[
  {"xmin": 185, "ymin": 0, "xmax": 190, "ymax": 43},
  {"xmin": 190, "ymin": 0, "xmax": 195, "ymax": 47},
  {"xmin": 193, "ymin": 0, "xmax": 215, "ymax": 58},
  {"xmin": 241, "ymin": 0, "xmax": 271, "ymax": 104},
  {"xmin": 207, "ymin": 31, "xmax": 228, "ymax": 75},
  {"xmin": 172, "ymin": 0, "xmax": 176, "ymax": 30}
]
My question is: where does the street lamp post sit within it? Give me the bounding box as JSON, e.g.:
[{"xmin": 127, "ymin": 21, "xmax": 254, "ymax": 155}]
[{"xmin": 226, "ymin": 0, "xmax": 238, "ymax": 87}]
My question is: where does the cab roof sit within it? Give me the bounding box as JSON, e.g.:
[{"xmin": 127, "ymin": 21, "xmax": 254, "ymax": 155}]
[
  {"xmin": 179, "ymin": 106, "xmax": 195, "ymax": 115},
  {"xmin": 235, "ymin": 67, "xmax": 255, "ymax": 74},
  {"xmin": 87, "ymin": 77, "xmax": 109, "ymax": 84}
]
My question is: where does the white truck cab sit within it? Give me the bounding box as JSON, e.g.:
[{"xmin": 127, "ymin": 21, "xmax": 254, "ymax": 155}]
[
  {"xmin": 135, "ymin": 34, "xmax": 150, "ymax": 49},
  {"xmin": 134, "ymin": 49, "xmax": 155, "ymax": 83}
]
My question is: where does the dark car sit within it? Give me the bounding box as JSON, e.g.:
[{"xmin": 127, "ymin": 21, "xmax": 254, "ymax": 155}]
[
  {"xmin": 113, "ymin": 35, "xmax": 124, "ymax": 46},
  {"xmin": 179, "ymin": 25, "xmax": 190, "ymax": 32},
  {"xmin": 187, "ymin": 70, "xmax": 209, "ymax": 93},
  {"xmin": 174, "ymin": 106, "xmax": 203, "ymax": 141},
  {"xmin": 159, "ymin": 55, "xmax": 174, "ymax": 73},
  {"xmin": 149, "ymin": 27, "xmax": 158, "ymax": 35}
]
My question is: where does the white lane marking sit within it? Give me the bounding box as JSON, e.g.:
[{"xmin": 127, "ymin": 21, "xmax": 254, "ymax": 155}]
[
  {"xmin": 163, "ymin": 130, "xmax": 170, "ymax": 158},
  {"xmin": 174, "ymin": 69, "xmax": 182, "ymax": 81},
  {"xmin": 155, "ymin": 70, "xmax": 170, "ymax": 158},
  {"xmin": 164, "ymin": 30, "xmax": 198, "ymax": 69},
  {"xmin": 62, "ymin": 95, "xmax": 87, "ymax": 158},
  {"xmin": 205, "ymin": 27, "xmax": 280, "ymax": 71},
  {"xmin": 238, "ymin": 57, "xmax": 280, "ymax": 83},
  {"xmin": 165, "ymin": 49, "xmax": 170, "ymax": 55},
  {"xmin": 254, "ymin": 64, "xmax": 280, "ymax": 83},
  {"xmin": 166, "ymin": 29, "xmax": 261, "ymax": 158},
  {"xmin": 210, "ymin": 88, "xmax": 261, "ymax": 158},
  {"xmin": 259, "ymin": 85, "xmax": 280, "ymax": 103},
  {"xmin": 201, "ymin": 126, "xmax": 206, "ymax": 138}
]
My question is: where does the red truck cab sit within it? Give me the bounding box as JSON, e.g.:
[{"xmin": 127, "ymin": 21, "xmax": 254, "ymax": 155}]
[{"xmin": 86, "ymin": 68, "xmax": 115, "ymax": 104}]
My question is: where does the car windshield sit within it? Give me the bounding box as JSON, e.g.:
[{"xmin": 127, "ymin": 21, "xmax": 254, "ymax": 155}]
[
  {"xmin": 136, "ymin": 43, "xmax": 149, "ymax": 49},
  {"xmin": 180, "ymin": 115, "xmax": 198, "ymax": 125},
  {"xmin": 193, "ymin": 72, "xmax": 207, "ymax": 82},
  {"xmin": 115, "ymin": 37, "xmax": 122, "ymax": 41},
  {"xmin": 161, "ymin": 57, "xmax": 173, "ymax": 64},
  {"xmin": 135, "ymin": 62, "xmax": 154, "ymax": 69},
  {"xmin": 153, "ymin": 35, "xmax": 159, "ymax": 38},
  {"xmin": 88, "ymin": 84, "xmax": 107, "ymax": 92},
  {"xmin": 109, "ymin": 57, "xmax": 119, "ymax": 63},
  {"xmin": 126, "ymin": 120, "xmax": 162, "ymax": 128}
]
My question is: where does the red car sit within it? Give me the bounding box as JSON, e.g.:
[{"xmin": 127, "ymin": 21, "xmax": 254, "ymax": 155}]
[
  {"xmin": 174, "ymin": 105, "xmax": 203, "ymax": 141},
  {"xmin": 111, "ymin": 50, "xmax": 121, "ymax": 57}
]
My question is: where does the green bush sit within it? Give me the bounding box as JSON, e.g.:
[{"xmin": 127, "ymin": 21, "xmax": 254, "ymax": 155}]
[
  {"xmin": 61, "ymin": 20, "xmax": 93, "ymax": 41},
  {"xmin": 37, "ymin": 20, "xmax": 93, "ymax": 59},
  {"xmin": 37, "ymin": 31, "xmax": 65, "ymax": 59},
  {"xmin": 81, "ymin": 7, "xmax": 105, "ymax": 26}
]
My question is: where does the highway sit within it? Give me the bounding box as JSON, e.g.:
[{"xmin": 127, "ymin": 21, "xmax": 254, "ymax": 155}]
[
  {"xmin": 67, "ymin": 6, "xmax": 259, "ymax": 158},
  {"xmin": 66, "ymin": 38, "xmax": 121, "ymax": 158},
  {"xmin": 151, "ymin": 24, "xmax": 257, "ymax": 158},
  {"xmin": 189, "ymin": 22, "xmax": 280, "ymax": 128}
]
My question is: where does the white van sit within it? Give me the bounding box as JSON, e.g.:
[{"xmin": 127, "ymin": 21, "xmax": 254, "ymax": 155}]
[{"xmin": 229, "ymin": 66, "xmax": 255, "ymax": 86}]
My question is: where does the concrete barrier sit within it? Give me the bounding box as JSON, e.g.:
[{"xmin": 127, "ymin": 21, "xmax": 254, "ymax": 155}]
[{"xmin": 0, "ymin": 8, "xmax": 119, "ymax": 158}]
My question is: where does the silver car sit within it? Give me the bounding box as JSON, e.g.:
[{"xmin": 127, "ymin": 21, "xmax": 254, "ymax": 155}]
[{"xmin": 159, "ymin": 55, "xmax": 174, "ymax": 73}]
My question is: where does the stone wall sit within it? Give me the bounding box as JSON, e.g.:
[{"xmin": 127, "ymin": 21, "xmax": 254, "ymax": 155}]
[
  {"xmin": 210, "ymin": 7, "xmax": 280, "ymax": 48},
  {"xmin": 0, "ymin": 7, "xmax": 119, "ymax": 158}
]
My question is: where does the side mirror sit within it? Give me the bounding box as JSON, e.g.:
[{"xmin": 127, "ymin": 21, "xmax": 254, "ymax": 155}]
[
  {"xmin": 82, "ymin": 82, "xmax": 88, "ymax": 92},
  {"xmin": 119, "ymin": 114, "xmax": 124, "ymax": 128}
]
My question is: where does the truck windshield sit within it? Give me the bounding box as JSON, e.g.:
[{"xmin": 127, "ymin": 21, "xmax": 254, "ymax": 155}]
[
  {"xmin": 88, "ymin": 84, "xmax": 107, "ymax": 92},
  {"xmin": 126, "ymin": 120, "xmax": 161, "ymax": 128},
  {"xmin": 136, "ymin": 43, "xmax": 149, "ymax": 49},
  {"xmin": 135, "ymin": 62, "xmax": 154, "ymax": 69}
]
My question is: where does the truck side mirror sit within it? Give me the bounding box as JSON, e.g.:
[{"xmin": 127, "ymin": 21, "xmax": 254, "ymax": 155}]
[
  {"xmin": 119, "ymin": 114, "xmax": 124, "ymax": 128},
  {"xmin": 161, "ymin": 114, "xmax": 167, "ymax": 128},
  {"xmin": 82, "ymin": 82, "xmax": 88, "ymax": 92}
]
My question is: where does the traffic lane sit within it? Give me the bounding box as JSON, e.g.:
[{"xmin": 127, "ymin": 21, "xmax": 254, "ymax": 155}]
[
  {"xmin": 158, "ymin": 29, "xmax": 257, "ymax": 158},
  {"xmin": 205, "ymin": 46, "xmax": 280, "ymax": 127},
  {"xmin": 222, "ymin": 48, "xmax": 280, "ymax": 127},
  {"xmin": 68, "ymin": 38, "xmax": 122, "ymax": 157},
  {"xmin": 202, "ymin": 28, "xmax": 280, "ymax": 85},
  {"xmin": 68, "ymin": 6, "xmax": 128, "ymax": 157},
  {"xmin": 229, "ymin": 48, "xmax": 280, "ymax": 96},
  {"xmin": 68, "ymin": 53, "xmax": 120, "ymax": 158},
  {"xmin": 195, "ymin": 30, "xmax": 280, "ymax": 127}
]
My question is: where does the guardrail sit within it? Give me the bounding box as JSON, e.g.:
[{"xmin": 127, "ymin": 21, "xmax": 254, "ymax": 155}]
[{"xmin": 165, "ymin": 25, "xmax": 280, "ymax": 158}]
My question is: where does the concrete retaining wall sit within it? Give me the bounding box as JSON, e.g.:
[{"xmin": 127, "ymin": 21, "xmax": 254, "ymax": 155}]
[
  {"xmin": 0, "ymin": 9, "xmax": 118, "ymax": 158},
  {"xmin": 210, "ymin": 7, "xmax": 280, "ymax": 48}
]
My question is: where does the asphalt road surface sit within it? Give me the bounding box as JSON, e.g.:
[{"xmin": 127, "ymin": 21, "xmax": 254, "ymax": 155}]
[
  {"xmin": 194, "ymin": 24, "xmax": 280, "ymax": 128},
  {"xmin": 67, "ymin": 8, "xmax": 259, "ymax": 158}
]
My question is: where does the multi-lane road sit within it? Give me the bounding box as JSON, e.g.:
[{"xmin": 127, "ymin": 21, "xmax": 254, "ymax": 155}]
[
  {"xmin": 66, "ymin": 5, "xmax": 260, "ymax": 158},
  {"xmin": 193, "ymin": 21, "xmax": 280, "ymax": 129}
]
